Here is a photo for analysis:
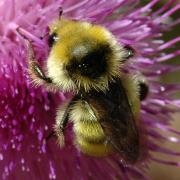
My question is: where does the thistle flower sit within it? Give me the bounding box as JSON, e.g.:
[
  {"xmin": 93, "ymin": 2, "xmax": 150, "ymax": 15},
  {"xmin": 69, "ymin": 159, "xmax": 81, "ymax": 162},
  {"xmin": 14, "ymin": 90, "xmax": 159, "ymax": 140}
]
[{"xmin": 0, "ymin": 0, "xmax": 180, "ymax": 179}]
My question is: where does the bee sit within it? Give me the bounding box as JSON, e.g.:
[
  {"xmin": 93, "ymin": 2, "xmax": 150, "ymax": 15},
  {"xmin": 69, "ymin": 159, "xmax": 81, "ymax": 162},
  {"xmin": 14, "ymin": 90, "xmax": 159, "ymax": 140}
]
[{"xmin": 19, "ymin": 10, "xmax": 148, "ymax": 163}]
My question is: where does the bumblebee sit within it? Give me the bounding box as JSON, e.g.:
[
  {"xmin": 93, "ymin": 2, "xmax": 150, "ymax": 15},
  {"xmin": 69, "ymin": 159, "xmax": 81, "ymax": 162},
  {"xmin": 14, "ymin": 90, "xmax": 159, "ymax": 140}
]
[{"xmin": 20, "ymin": 11, "xmax": 148, "ymax": 163}]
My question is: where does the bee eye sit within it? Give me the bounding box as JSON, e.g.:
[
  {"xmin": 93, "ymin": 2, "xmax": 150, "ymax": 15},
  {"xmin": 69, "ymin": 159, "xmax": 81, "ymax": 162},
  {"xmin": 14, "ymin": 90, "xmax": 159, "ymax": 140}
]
[
  {"xmin": 124, "ymin": 45, "xmax": 135, "ymax": 59},
  {"xmin": 48, "ymin": 32, "xmax": 58, "ymax": 47}
]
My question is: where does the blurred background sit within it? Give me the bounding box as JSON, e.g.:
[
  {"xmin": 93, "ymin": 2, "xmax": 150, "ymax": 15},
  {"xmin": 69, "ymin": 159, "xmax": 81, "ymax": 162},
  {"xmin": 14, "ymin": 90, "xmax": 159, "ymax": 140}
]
[
  {"xmin": 148, "ymin": 113, "xmax": 180, "ymax": 180},
  {"xmin": 141, "ymin": 0, "xmax": 180, "ymax": 179}
]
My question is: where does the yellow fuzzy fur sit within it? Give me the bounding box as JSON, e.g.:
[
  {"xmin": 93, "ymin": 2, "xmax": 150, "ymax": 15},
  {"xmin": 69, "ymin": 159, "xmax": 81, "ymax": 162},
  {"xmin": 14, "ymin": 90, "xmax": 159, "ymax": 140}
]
[{"xmin": 49, "ymin": 19, "xmax": 140, "ymax": 156}]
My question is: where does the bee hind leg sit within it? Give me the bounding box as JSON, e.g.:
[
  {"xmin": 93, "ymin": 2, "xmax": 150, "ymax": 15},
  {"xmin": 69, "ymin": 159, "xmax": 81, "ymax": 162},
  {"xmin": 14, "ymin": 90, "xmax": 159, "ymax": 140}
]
[
  {"xmin": 53, "ymin": 102, "xmax": 72, "ymax": 148},
  {"xmin": 53, "ymin": 123, "xmax": 66, "ymax": 148}
]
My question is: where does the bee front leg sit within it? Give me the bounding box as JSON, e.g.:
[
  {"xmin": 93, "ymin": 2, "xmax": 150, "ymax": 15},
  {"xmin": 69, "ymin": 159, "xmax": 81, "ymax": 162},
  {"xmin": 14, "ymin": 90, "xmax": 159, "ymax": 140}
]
[
  {"xmin": 27, "ymin": 40, "xmax": 55, "ymax": 87},
  {"xmin": 17, "ymin": 27, "xmax": 57, "ymax": 90}
]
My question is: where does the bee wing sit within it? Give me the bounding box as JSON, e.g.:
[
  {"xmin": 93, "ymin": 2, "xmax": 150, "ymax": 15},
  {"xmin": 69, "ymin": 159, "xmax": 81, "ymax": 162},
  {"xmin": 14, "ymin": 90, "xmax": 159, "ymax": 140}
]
[{"xmin": 97, "ymin": 78, "xmax": 140, "ymax": 162}]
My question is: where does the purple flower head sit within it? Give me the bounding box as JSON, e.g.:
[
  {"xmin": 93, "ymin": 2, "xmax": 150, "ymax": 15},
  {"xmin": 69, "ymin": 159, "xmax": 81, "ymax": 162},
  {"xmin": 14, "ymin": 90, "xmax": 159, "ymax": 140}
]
[{"xmin": 0, "ymin": 0, "xmax": 180, "ymax": 179}]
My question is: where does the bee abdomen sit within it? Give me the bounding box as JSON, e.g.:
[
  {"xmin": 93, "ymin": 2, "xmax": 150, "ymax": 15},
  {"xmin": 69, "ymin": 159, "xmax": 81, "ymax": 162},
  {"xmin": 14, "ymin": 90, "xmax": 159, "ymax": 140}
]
[{"xmin": 74, "ymin": 121, "xmax": 113, "ymax": 156}]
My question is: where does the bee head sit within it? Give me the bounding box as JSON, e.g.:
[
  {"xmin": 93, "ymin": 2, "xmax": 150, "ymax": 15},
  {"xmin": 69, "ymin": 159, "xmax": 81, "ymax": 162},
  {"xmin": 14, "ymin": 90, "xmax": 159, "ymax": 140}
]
[
  {"xmin": 47, "ymin": 19, "xmax": 128, "ymax": 92},
  {"xmin": 66, "ymin": 42, "xmax": 111, "ymax": 79}
]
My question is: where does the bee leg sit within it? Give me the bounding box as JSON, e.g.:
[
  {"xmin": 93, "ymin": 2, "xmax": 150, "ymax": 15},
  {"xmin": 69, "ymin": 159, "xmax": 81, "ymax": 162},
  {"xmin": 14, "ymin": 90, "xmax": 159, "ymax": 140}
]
[
  {"xmin": 27, "ymin": 40, "xmax": 54, "ymax": 85},
  {"xmin": 54, "ymin": 102, "xmax": 72, "ymax": 148},
  {"xmin": 17, "ymin": 27, "xmax": 55, "ymax": 87},
  {"xmin": 139, "ymin": 82, "xmax": 149, "ymax": 101}
]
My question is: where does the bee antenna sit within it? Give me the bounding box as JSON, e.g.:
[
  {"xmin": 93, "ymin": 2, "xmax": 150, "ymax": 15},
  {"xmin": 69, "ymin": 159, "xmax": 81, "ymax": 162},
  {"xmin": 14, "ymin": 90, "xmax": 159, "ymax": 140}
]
[{"xmin": 59, "ymin": 7, "xmax": 63, "ymax": 19}]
